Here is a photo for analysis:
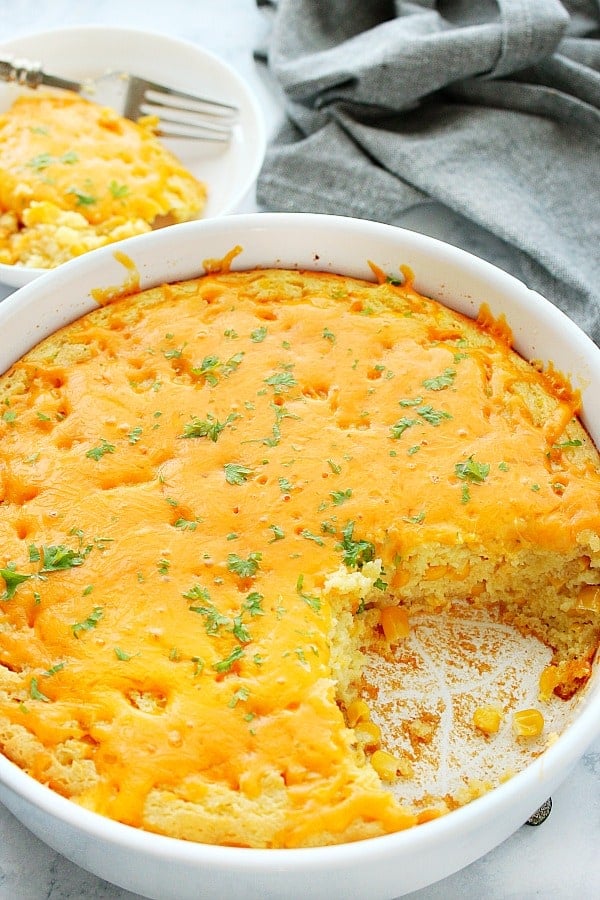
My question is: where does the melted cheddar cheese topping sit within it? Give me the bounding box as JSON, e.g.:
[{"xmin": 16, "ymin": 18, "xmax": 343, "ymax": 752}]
[
  {"xmin": 0, "ymin": 92, "xmax": 206, "ymax": 268},
  {"xmin": 0, "ymin": 268, "xmax": 599, "ymax": 847}
]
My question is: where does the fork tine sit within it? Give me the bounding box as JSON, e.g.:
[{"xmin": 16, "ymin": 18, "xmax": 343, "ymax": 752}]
[
  {"xmin": 150, "ymin": 108, "xmax": 234, "ymax": 142},
  {"xmin": 141, "ymin": 81, "xmax": 239, "ymax": 120}
]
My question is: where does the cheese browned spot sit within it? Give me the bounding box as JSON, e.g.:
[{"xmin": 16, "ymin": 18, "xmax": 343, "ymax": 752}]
[
  {"xmin": 0, "ymin": 268, "xmax": 599, "ymax": 848},
  {"xmin": 0, "ymin": 91, "xmax": 206, "ymax": 268}
]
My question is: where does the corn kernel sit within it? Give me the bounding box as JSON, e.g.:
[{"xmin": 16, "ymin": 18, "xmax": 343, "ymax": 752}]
[
  {"xmin": 380, "ymin": 606, "xmax": 410, "ymax": 643},
  {"xmin": 346, "ymin": 698, "xmax": 371, "ymax": 728},
  {"xmin": 354, "ymin": 720, "xmax": 381, "ymax": 751},
  {"xmin": 417, "ymin": 808, "xmax": 444, "ymax": 825},
  {"xmin": 472, "ymin": 705, "xmax": 502, "ymax": 735},
  {"xmin": 512, "ymin": 708, "xmax": 544, "ymax": 738},
  {"xmin": 370, "ymin": 749, "xmax": 405, "ymax": 781}
]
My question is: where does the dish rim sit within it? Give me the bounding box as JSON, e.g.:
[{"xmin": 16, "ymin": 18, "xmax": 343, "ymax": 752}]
[{"xmin": 0, "ymin": 211, "xmax": 598, "ymax": 891}]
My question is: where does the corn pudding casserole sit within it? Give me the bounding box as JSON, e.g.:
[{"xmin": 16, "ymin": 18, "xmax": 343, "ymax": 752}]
[
  {"xmin": 0, "ymin": 92, "xmax": 207, "ymax": 269},
  {"xmin": 0, "ymin": 265, "xmax": 599, "ymax": 848}
]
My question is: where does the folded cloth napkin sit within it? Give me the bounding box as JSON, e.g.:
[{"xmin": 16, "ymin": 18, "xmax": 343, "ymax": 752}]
[{"xmin": 255, "ymin": 0, "xmax": 600, "ymax": 342}]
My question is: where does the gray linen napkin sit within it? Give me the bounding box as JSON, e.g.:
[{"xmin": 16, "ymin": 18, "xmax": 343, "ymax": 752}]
[{"xmin": 255, "ymin": 0, "xmax": 600, "ymax": 342}]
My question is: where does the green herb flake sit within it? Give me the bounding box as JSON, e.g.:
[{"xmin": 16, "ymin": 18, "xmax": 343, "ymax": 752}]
[
  {"xmin": 114, "ymin": 647, "xmax": 134, "ymax": 661},
  {"xmin": 108, "ymin": 180, "xmax": 129, "ymax": 198},
  {"xmin": 224, "ymin": 462, "xmax": 253, "ymax": 485},
  {"xmin": 417, "ymin": 405, "xmax": 452, "ymax": 426},
  {"xmin": 27, "ymin": 152, "xmax": 53, "ymax": 171},
  {"xmin": 264, "ymin": 371, "xmax": 297, "ymax": 393},
  {"xmin": 454, "ymin": 456, "xmax": 490, "ymax": 484},
  {"xmin": 72, "ymin": 606, "xmax": 104, "ymax": 638},
  {"xmin": 29, "ymin": 677, "xmax": 51, "ymax": 702},
  {"xmin": 40, "ymin": 544, "xmax": 88, "ymax": 572},
  {"xmin": 85, "ymin": 438, "xmax": 116, "ymax": 461},
  {"xmin": 423, "ymin": 368, "xmax": 456, "ymax": 391},
  {"xmin": 182, "ymin": 412, "xmax": 237, "ymax": 441},
  {"xmin": 553, "ymin": 439, "xmax": 583, "ymax": 450},
  {"xmin": 228, "ymin": 686, "xmax": 250, "ymax": 707},
  {"xmin": 322, "ymin": 328, "xmax": 336, "ymax": 343},
  {"xmin": 67, "ymin": 187, "xmax": 97, "ymax": 206},
  {"xmin": 250, "ymin": 326, "xmax": 268, "ymax": 343},
  {"xmin": 330, "ymin": 489, "xmax": 352, "ymax": 506},
  {"xmin": 268, "ymin": 524, "xmax": 285, "ymax": 542},
  {"xmin": 300, "ymin": 529, "xmax": 325, "ymax": 546},
  {"xmin": 243, "ymin": 592, "xmax": 264, "ymax": 616},
  {"xmin": 174, "ymin": 517, "xmax": 198, "ymax": 531},
  {"xmin": 227, "ymin": 552, "xmax": 262, "ymax": 579},
  {"xmin": 189, "ymin": 602, "xmax": 229, "ymax": 635},
  {"xmin": 327, "ymin": 459, "xmax": 341, "ymax": 474},
  {"xmin": 278, "ymin": 476, "xmax": 294, "ymax": 493},
  {"xmin": 128, "ymin": 426, "xmax": 143, "ymax": 444},
  {"xmin": 0, "ymin": 565, "xmax": 32, "ymax": 600},
  {"xmin": 295, "ymin": 573, "xmax": 322, "ymax": 612},
  {"xmin": 232, "ymin": 616, "xmax": 252, "ymax": 644},
  {"xmin": 399, "ymin": 397, "xmax": 423, "ymax": 408},
  {"xmin": 213, "ymin": 645, "xmax": 245, "ymax": 673},
  {"xmin": 390, "ymin": 417, "xmax": 417, "ymax": 439},
  {"xmin": 336, "ymin": 521, "xmax": 375, "ymax": 569}
]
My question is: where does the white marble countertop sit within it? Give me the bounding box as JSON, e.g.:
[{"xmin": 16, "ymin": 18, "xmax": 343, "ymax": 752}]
[{"xmin": 0, "ymin": 2, "xmax": 598, "ymax": 898}]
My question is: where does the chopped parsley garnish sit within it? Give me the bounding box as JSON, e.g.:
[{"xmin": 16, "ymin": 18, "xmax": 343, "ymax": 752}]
[
  {"xmin": 399, "ymin": 397, "xmax": 423, "ymax": 407},
  {"xmin": 423, "ymin": 368, "xmax": 456, "ymax": 391},
  {"xmin": 232, "ymin": 616, "xmax": 252, "ymax": 644},
  {"xmin": 72, "ymin": 606, "xmax": 103, "ymax": 638},
  {"xmin": 390, "ymin": 417, "xmax": 416, "ymax": 439},
  {"xmin": 181, "ymin": 412, "xmax": 238, "ymax": 441},
  {"xmin": 264, "ymin": 370, "xmax": 297, "ymax": 393},
  {"xmin": 330, "ymin": 489, "xmax": 352, "ymax": 506},
  {"xmin": 227, "ymin": 552, "xmax": 262, "ymax": 579},
  {"xmin": 189, "ymin": 602, "xmax": 229, "ymax": 635},
  {"xmin": 114, "ymin": 647, "xmax": 134, "ymax": 661},
  {"xmin": 177, "ymin": 515, "xmax": 200, "ymax": 531},
  {"xmin": 228, "ymin": 686, "xmax": 250, "ymax": 707},
  {"xmin": 128, "ymin": 426, "xmax": 143, "ymax": 444},
  {"xmin": 86, "ymin": 439, "xmax": 116, "ymax": 461},
  {"xmin": 296, "ymin": 574, "xmax": 322, "ymax": 612},
  {"xmin": 242, "ymin": 592, "xmax": 264, "ymax": 616},
  {"xmin": 268, "ymin": 524, "xmax": 285, "ymax": 542},
  {"xmin": 182, "ymin": 584, "xmax": 211, "ymax": 603},
  {"xmin": 416, "ymin": 404, "xmax": 452, "ymax": 426},
  {"xmin": 327, "ymin": 459, "xmax": 342, "ymax": 474},
  {"xmin": 455, "ymin": 456, "xmax": 490, "ymax": 484},
  {"xmin": 553, "ymin": 439, "xmax": 583, "ymax": 450},
  {"xmin": 29, "ymin": 678, "xmax": 51, "ymax": 702},
  {"xmin": 0, "ymin": 566, "xmax": 32, "ymax": 600},
  {"xmin": 213, "ymin": 645, "xmax": 245, "ymax": 673},
  {"xmin": 192, "ymin": 352, "xmax": 244, "ymax": 385},
  {"xmin": 224, "ymin": 462, "xmax": 253, "ymax": 485},
  {"xmin": 337, "ymin": 521, "xmax": 375, "ymax": 569},
  {"xmin": 322, "ymin": 328, "xmax": 336, "ymax": 343},
  {"xmin": 109, "ymin": 180, "xmax": 129, "ymax": 198},
  {"xmin": 250, "ymin": 326, "xmax": 268, "ymax": 342},
  {"xmin": 300, "ymin": 529, "xmax": 325, "ymax": 546},
  {"xmin": 67, "ymin": 187, "xmax": 97, "ymax": 206},
  {"xmin": 278, "ymin": 476, "xmax": 294, "ymax": 493},
  {"xmin": 39, "ymin": 544, "xmax": 88, "ymax": 572}
]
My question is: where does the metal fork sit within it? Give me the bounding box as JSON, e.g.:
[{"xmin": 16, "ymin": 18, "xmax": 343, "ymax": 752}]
[{"xmin": 0, "ymin": 55, "xmax": 239, "ymax": 142}]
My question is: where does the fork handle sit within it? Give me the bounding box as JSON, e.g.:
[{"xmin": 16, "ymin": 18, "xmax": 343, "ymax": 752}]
[{"xmin": 0, "ymin": 55, "xmax": 80, "ymax": 92}]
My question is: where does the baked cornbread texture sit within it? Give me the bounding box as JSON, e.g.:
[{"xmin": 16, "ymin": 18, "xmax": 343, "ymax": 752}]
[
  {"xmin": 0, "ymin": 91, "xmax": 207, "ymax": 268},
  {"xmin": 0, "ymin": 266, "xmax": 599, "ymax": 848}
]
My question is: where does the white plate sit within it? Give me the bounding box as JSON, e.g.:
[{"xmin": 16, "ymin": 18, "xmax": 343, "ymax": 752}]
[{"xmin": 0, "ymin": 25, "xmax": 266, "ymax": 288}]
